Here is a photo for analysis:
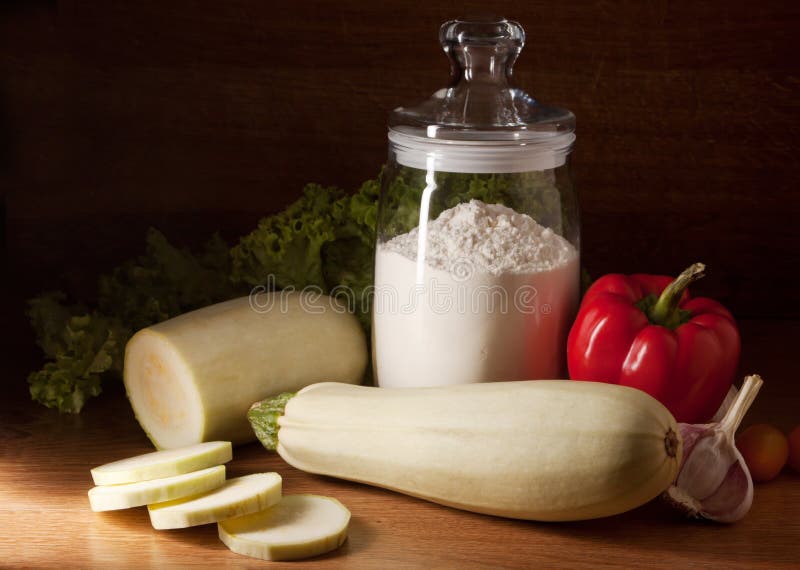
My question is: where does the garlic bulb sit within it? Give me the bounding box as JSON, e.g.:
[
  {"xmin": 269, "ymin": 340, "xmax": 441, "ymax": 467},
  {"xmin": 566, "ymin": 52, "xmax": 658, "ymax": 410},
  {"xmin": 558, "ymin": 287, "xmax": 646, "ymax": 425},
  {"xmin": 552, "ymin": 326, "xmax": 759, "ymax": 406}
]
[{"xmin": 665, "ymin": 374, "xmax": 763, "ymax": 523}]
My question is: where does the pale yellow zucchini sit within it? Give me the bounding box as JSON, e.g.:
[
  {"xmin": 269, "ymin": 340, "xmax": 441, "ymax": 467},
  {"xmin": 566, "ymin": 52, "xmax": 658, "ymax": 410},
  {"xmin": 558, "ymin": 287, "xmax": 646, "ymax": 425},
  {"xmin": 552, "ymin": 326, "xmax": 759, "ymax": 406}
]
[
  {"xmin": 88, "ymin": 465, "xmax": 225, "ymax": 512},
  {"xmin": 218, "ymin": 495, "xmax": 350, "ymax": 561},
  {"xmin": 249, "ymin": 381, "xmax": 682, "ymax": 522},
  {"xmin": 124, "ymin": 292, "xmax": 367, "ymax": 449},
  {"xmin": 148, "ymin": 472, "xmax": 282, "ymax": 529},
  {"xmin": 91, "ymin": 441, "xmax": 232, "ymax": 485}
]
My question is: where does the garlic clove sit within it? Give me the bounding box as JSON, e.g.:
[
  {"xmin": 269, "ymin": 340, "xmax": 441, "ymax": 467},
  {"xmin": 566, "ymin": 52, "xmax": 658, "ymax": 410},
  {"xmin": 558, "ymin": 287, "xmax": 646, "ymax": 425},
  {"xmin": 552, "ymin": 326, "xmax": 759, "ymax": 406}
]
[
  {"xmin": 698, "ymin": 459, "xmax": 753, "ymax": 523},
  {"xmin": 664, "ymin": 374, "xmax": 762, "ymax": 523},
  {"xmin": 674, "ymin": 428, "xmax": 740, "ymax": 499}
]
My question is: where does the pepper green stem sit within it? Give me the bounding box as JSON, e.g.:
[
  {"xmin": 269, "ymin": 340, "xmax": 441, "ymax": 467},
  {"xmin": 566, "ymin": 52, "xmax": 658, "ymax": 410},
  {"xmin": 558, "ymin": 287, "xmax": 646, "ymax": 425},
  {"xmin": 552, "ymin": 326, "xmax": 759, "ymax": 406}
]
[
  {"xmin": 247, "ymin": 392, "xmax": 295, "ymax": 451},
  {"xmin": 648, "ymin": 262, "xmax": 706, "ymax": 328}
]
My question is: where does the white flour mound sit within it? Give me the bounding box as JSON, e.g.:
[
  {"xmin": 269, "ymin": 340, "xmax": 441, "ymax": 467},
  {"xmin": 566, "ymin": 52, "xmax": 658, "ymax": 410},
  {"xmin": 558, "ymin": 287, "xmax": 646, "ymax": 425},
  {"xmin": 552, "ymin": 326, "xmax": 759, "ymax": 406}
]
[{"xmin": 381, "ymin": 200, "xmax": 576, "ymax": 275}]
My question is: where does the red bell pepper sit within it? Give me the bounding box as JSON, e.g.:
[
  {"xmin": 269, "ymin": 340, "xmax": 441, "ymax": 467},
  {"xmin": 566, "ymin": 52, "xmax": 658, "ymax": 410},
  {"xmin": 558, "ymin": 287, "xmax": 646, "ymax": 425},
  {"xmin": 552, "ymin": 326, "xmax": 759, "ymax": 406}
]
[{"xmin": 567, "ymin": 263, "xmax": 740, "ymax": 423}]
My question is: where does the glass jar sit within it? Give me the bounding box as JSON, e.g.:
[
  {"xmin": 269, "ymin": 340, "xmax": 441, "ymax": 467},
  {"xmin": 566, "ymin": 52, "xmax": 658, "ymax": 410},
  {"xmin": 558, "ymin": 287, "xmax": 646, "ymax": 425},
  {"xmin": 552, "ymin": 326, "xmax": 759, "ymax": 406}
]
[{"xmin": 373, "ymin": 18, "xmax": 579, "ymax": 388}]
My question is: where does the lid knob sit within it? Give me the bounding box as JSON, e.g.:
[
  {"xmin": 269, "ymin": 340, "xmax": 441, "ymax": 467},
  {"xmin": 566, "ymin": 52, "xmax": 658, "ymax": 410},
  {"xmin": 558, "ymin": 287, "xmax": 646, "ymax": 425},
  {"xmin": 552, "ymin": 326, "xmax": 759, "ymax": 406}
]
[{"xmin": 439, "ymin": 18, "xmax": 525, "ymax": 85}]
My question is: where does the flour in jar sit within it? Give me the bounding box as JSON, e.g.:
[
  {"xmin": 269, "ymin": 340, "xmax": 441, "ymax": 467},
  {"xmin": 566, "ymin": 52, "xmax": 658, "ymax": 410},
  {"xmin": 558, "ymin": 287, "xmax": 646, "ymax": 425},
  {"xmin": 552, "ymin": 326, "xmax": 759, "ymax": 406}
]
[{"xmin": 373, "ymin": 199, "xmax": 579, "ymax": 387}]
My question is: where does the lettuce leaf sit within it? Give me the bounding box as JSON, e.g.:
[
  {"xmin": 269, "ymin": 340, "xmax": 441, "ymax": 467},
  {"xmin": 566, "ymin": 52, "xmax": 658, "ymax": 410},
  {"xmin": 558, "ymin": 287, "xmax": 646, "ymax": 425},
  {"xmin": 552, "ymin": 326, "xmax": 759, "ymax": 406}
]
[
  {"xmin": 231, "ymin": 179, "xmax": 380, "ymax": 331},
  {"xmin": 98, "ymin": 228, "xmax": 237, "ymax": 332},
  {"xmin": 230, "ymin": 184, "xmax": 345, "ymax": 290},
  {"xmin": 28, "ymin": 293, "xmax": 127, "ymax": 413},
  {"xmin": 27, "ymin": 231, "xmax": 241, "ymax": 413}
]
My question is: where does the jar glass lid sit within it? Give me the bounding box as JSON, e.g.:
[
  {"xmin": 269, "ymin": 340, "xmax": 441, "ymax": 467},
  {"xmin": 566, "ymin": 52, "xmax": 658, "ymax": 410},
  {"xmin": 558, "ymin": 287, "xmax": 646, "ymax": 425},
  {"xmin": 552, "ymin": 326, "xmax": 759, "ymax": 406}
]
[{"xmin": 389, "ymin": 18, "xmax": 575, "ymax": 173}]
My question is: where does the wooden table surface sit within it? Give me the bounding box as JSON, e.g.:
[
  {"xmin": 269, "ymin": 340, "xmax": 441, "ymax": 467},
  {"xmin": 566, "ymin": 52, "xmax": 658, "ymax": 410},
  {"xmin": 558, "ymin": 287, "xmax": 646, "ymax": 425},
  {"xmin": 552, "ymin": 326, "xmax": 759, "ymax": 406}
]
[{"xmin": 2, "ymin": 320, "xmax": 798, "ymax": 569}]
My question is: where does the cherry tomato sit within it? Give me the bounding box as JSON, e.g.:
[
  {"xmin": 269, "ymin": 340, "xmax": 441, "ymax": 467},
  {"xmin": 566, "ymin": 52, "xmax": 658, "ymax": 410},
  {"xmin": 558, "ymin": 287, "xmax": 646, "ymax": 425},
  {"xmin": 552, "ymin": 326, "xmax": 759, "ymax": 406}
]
[
  {"xmin": 736, "ymin": 424, "xmax": 789, "ymax": 483},
  {"xmin": 788, "ymin": 425, "xmax": 800, "ymax": 474}
]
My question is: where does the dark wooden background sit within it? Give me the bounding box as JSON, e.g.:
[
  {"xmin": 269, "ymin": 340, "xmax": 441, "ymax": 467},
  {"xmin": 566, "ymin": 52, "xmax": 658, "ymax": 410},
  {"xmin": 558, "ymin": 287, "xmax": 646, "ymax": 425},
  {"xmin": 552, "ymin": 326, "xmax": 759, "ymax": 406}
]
[{"xmin": 2, "ymin": 0, "xmax": 799, "ymax": 321}]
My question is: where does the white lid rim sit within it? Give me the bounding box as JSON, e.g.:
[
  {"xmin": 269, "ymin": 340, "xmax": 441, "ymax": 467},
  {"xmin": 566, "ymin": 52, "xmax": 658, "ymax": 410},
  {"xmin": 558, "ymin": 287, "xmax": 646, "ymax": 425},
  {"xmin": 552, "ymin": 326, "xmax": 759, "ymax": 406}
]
[{"xmin": 388, "ymin": 130, "xmax": 574, "ymax": 174}]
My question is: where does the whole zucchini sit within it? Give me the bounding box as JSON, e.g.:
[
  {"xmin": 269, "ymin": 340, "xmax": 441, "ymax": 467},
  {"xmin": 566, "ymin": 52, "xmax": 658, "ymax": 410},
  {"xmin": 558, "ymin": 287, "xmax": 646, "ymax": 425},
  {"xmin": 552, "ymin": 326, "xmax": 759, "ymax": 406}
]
[{"xmin": 249, "ymin": 381, "xmax": 682, "ymax": 521}]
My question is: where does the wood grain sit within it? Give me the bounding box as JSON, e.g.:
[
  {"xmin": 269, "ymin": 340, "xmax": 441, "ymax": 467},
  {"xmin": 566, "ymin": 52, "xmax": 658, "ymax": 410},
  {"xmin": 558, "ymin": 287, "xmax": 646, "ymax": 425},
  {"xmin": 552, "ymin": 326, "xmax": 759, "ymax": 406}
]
[
  {"xmin": 1, "ymin": 319, "xmax": 799, "ymax": 569},
  {"xmin": 2, "ymin": 1, "xmax": 799, "ymax": 317}
]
